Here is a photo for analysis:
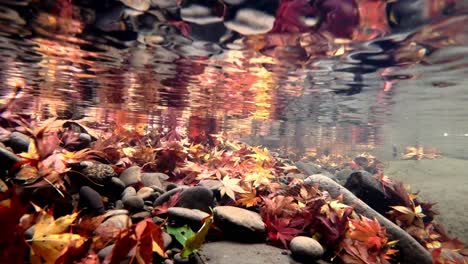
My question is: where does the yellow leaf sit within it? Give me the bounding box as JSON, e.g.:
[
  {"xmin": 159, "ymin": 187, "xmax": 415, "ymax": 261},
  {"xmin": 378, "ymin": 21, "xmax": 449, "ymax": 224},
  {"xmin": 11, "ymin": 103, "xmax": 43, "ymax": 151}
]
[
  {"xmin": 181, "ymin": 216, "xmax": 213, "ymax": 258},
  {"xmin": 34, "ymin": 210, "xmax": 79, "ymax": 237},
  {"xmin": 29, "ymin": 233, "xmax": 85, "ymax": 264},
  {"xmin": 122, "ymin": 147, "xmax": 137, "ymax": 157}
]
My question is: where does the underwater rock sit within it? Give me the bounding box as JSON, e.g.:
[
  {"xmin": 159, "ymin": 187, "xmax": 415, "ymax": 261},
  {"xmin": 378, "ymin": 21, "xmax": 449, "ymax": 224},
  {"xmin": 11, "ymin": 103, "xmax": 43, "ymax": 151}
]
[
  {"xmin": 344, "ymin": 171, "xmax": 409, "ymax": 215},
  {"xmin": 305, "ymin": 174, "xmax": 433, "ymax": 264},
  {"xmin": 344, "ymin": 171, "xmax": 390, "ymax": 214},
  {"xmin": 289, "ymin": 236, "xmax": 324, "ymax": 262},
  {"xmin": 167, "ymin": 207, "xmax": 210, "ymax": 230},
  {"xmin": 8, "ymin": 131, "xmax": 31, "ymax": 153},
  {"xmin": 119, "ymin": 166, "xmax": 142, "ymax": 187},
  {"xmin": 96, "ymin": 211, "xmax": 131, "ymax": 235},
  {"xmin": 335, "ymin": 168, "xmax": 353, "ymax": 184},
  {"xmin": 121, "ymin": 186, "xmax": 137, "ymax": 198},
  {"xmin": 176, "ymin": 186, "xmax": 214, "ymax": 213},
  {"xmin": 141, "ymin": 172, "xmax": 164, "ymax": 189},
  {"xmin": 162, "ymin": 232, "xmax": 172, "ymax": 249},
  {"xmin": 131, "ymin": 211, "xmax": 151, "ymax": 223},
  {"xmin": 295, "ymin": 161, "xmax": 322, "ymax": 175},
  {"xmin": 153, "ymin": 186, "xmax": 189, "ymax": 207},
  {"xmin": 79, "ymin": 186, "xmax": 105, "ymax": 215},
  {"xmin": 137, "ymin": 186, "xmax": 156, "ymax": 201},
  {"xmin": 109, "ymin": 177, "xmax": 126, "ymax": 194},
  {"xmin": 196, "ymin": 241, "xmax": 299, "ymax": 264},
  {"xmin": 122, "ymin": 195, "xmax": 145, "ymax": 211},
  {"xmin": 0, "ymin": 146, "xmax": 21, "ymax": 173},
  {"xmin": 213, "ymin": 206, "xmax": 266, "ymax": 242},
  {"xmin": 80, "ymin": 161, "xmax": 116, "ymax": 185}
]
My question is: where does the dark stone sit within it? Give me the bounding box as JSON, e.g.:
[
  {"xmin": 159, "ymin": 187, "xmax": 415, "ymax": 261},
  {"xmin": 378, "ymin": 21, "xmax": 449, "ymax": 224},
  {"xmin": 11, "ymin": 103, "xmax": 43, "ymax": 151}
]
[
  {"xmin": 122, "ymin": 195, "xmax": 144, "ymax": 211},
  {"xmin": 305, "ymin": 174, "xmax": 433, "ymax": 264},
  {"xmin": 131, "ymin": 211, "xmax": 151, "ymax": 223},
  {"xmin": 8, "ymin": 132, "xmax": 31, "ymax": 153},
  {"xmin": 176, "ymin": 186, "xmax": 214, "ymax": 213},
  {"xmin": 154, "ymin": 186, "xmax": 189, "ymax": 207},
  {"xmin": 30, "ymin": 186, "xmax": 74, "ymax": 218},
  {"xmin": 289, "ymin": 236, "xmax": 324, "ymax": 262},
  {"xmin": 109, "ymin": 177, "xmax": 126, "ymax": 195},
  {"xmin": 141, "ymin": 172, "xmax": 164, "ymax": 188},
  {"xmin": 79, "ymin": 186, "xmax": 105, "ymax": 214},
  {"xmin": 344, "ymin": 171, "xmax": 391, "ymax": 215},
  {"xmin": 77, "ymin": 133, "xmax": 92, "ymax": 149},
  {"xmin": 166, "ymin": 183, "xmax": 178, "ymax": 191},
  {"xmin": 213, "ymin": 206, "xmax": 266, "ymax": 242},
  {"xmin": 295, "ymin": 161, "xmax": 322, "ymax": 176},
  {"xmin": 119, "ymin": 166, "xmax": 141, "ymax": 187},
  {"xmin": 0, "ymin": 147, "xmax": 21, "ymax": 172},
  {"xmin": 196, "ymin": 241, "xmax": 301, "ymax": 264},
  {"xmin": 167, "ymin": 207, "xmax": 210, "ymax": 230}
]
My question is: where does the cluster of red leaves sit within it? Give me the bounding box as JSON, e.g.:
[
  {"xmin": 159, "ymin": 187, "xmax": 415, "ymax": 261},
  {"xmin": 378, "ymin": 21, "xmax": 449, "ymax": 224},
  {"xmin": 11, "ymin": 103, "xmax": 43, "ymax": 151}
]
[
  {"xmin": 0, "ymin": 186, "xmax": 28, "ymax": 264},
  {"xmin": 374, "ymin": 172, "xmax": 467, "ymax": 263},
  {"xmin": 2, "ymin": 114, "xmax": 465, "ymax": 264},
  {"xmin": 104, "ymin": 219, "xmax": 166, "ymax": 264},
  {"xmin": 339, "ymin": 216, "xmax": 398, "ymax": 264}
]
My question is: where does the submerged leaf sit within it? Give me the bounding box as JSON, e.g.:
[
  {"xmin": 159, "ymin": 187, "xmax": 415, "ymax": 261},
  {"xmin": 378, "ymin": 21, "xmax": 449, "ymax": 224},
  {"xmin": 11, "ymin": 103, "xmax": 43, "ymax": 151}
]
[
  {"xmin": 219, "ymin": 176, "xmax": 247, "ymax": 201},
  {"xmin": 180, "ymin": 216, "xmax": 213, "ymax": 258},
  {"xmin": 166, "ymin": 225, "xmax": 195, "ymax": 246}
]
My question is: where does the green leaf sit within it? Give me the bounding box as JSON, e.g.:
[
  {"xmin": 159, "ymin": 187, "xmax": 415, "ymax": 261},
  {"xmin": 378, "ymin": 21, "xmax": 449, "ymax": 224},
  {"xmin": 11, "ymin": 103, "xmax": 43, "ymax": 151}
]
[
  {"xmin": 181, "ymin": 217, "xmax": 213, "ymax": 258},
  {"xmin": 166, "ymin": 225, "xmax": 195, "ymax": 246}
]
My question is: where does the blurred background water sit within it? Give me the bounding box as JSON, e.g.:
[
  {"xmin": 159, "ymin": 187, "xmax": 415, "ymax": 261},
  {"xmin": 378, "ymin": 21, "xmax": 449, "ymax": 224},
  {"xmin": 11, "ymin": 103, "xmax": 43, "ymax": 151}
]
[
  {"xmin": 2, "ymin": 0, "xmax": 468, "ymax": 159},
  {"xmin": 1, "ymin": 0, "xmax": 468, "ymax": 239}
]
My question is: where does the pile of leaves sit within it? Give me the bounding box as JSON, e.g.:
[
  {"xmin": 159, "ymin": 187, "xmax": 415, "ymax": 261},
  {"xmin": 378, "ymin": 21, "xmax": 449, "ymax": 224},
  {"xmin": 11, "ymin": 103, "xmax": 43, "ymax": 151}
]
[{"xmin": 0, "ymin": 112, "xmax": 466, "ymax": 263}]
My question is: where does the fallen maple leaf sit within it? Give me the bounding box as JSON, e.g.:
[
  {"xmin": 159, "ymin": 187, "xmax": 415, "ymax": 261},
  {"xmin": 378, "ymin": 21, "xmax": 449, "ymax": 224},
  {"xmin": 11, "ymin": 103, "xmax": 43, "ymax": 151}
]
[
  {"xmin": 219, "ymin": 176, "xmax": 247, "ymax": 201},
  {"xmin": 237, "ymin": 188, "xmax": 262, "ymax": 208},
  {"xmin": 265, "ymin": 215, "xmax": 303, "ymax": 248},
  {"xmin": 27, "ymin": 206, "xmax": 86, "ymax": 264}
]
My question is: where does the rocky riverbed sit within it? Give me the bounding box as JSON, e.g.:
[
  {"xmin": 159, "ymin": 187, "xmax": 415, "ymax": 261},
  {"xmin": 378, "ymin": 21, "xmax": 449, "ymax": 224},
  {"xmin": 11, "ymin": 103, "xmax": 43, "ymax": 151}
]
[{"xmin": 0, "ymin": 117, "xmax": 467, "ymax": 264}]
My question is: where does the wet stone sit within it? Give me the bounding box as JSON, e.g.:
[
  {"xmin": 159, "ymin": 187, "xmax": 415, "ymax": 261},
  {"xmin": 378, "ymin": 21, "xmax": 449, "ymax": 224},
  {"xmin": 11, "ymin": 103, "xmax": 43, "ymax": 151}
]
[
  {"xmin": 141, "ymin": 172, "xmax": 164, "ymax": 189},
  {"xmin": 122, "ymin": 195, "xmax": 144, "ymax": 211},
  {"xmin": 121, "ymin": 186, "xmax": 137, "ymax": 198},
  {"xmin": 109, "ymin": 177, "xmax": 126, "ymax": 194},
  {"xmin": 131, "ymin": 211, "xmax": 151, "ymax": 223},
  {"xmin": 197, "ymin": 241, "xmax": 300, "ymax": 264},
  {"xmin": 80, "ymin": 162, "xmax": 116, "ymax": 185},
  {"xmin": 154, "ymin": 186, "xmax": 189, "ymax": 207},
  {"xmin": 213, "ymin": 206, "xmax": 266, "ymax": 242},
  {"xmin": 167, "ymin": 207, "xmax": 210, "ymax": 229},
  {"xmin": 162, "ymin": 232, "xmax": 172, "ymax": 249},
  {"xmin": 8, "ymin": 131, "xmax": 31, "ymax": 153},
  {"xmin": 79, "ymin": 186, "xmax": 105, "ymax": 214},
  {"xmin": 289, "ymin": 236, "xmax": 324, "ymax": 262},
  {"xmin": 0, "ymin": 146, "xmax": 21, "ymax": 172},
  {"xmin": 137, "ymin": 186, "xmax": 155, "ymax": 201},
  {"xmin": 97, "ymin": 212, "xmax": 131, "ymax": 232},
  {"xmin": 119, "ymin": 166, "xmax": 142, "ymax": 187},
  {"xmin": 176, "ymin": 186, "xmax": 214, "ymax": 213}
]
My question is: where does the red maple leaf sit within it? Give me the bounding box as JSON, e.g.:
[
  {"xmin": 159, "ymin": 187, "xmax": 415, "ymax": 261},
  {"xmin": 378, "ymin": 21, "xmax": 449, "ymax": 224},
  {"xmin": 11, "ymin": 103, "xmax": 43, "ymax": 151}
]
[{"xmin": 265, "ymin": 215, "xmax": 303, "ymax": 248}]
